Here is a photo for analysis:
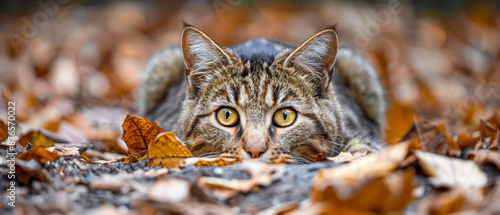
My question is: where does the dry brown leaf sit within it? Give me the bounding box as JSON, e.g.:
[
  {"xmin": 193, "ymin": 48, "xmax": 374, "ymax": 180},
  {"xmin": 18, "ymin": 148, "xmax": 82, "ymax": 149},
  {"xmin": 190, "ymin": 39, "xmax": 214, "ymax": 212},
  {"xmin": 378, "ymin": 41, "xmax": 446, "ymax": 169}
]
[
  {"xmin": 468, "ymin": 149, "xmax": 500, "ymax": 169},
  {"xmin": 46, "ymin": 146, "xmax": 80, "ymax": 157},
  {"xmin": 83, "ymin": 204, "xmax": 125, "ymax": 215},
  {"xmin": 257, "ymin": 203, "xmax": 300, "ymax": 215},
  {"xmin": 417, "ymin": 189, "xmax": 482, "ymax": 214},
  {"xmin": 415, "ymin": 151, "xmax": 487, "ymax": 189},
  {"xmin": 19, "ymin": 130, "xmax": 56, "ymax": 147},
  {"xmin": 186, "ymin": 157, "xmax": 241, "ymax": 167},
  {"xmin": 480, "ymin": 119, "xmax": 498, "ymax": 141},
  {"xmin": 480, "ymin": 180, "xmax": 500, "ymax": 213},
  {"xmin": 315, "ymin": 153, "xmax": 326, "ymax": 162},
  {"xmin": 456, "ymin": 131, "xmax": 481, "ymax": 149},
  {"xmin": 327, "ymin": 152, "xmax": 366, "ymax": 163},
  {"xmin": 147, "ymin": 132, "xmax": 191, "ymax": 158},
  {"xmin": 90, "ymin": 174, "xmax": 129, "ymax": 192},
  {"xmin": 0, "ymin": 120, "xmax": 7, "ymax": 142},
  {"xmin": 198, "ymin": 162, "xmax": 286, "ymax": 196},
  {"xmin": 487, "ymin": 110, "xmax": 500, "ymax": 130},
  {"xmin": 113, "ymin": 150, "xmax": 147, "ymax": 164},
  {"xmin": 385, "ymin": 103, "xmax": 416, "ymax": 144},
  {"xmin": 401, "ymin": 121, "xmax": 449, "ymax": 154},
  {"xmin": 310, "ymin": 169, "xmax": 415, "ymax": 214},
  {"xmin": 16, "ymin": 146, "xmax": 62, "ymax": 163},
  {"xmin": 148, "ymin": 178, "xmax": 191, "ymax": 203},
  {"xmin": 144, "ymin": 168, "xmax": 169, "ymax": 178},
  {"xmin": 16, "ymin": 159, "xmax": 50, "ymax": 184},
  {"xmin": 143, "ymin": 132, "xmax": 192, "ymax": 168},
  {"xmin": 313, "ymin": 142, "xmax": 409, "ymax": 188},
  {"xmin": 121, "ymin": 113, "xmax": 165, "ymax": 154},
  {"xmin": 148, "ymin": 157, "xmax": 186, "ymax": 168}
]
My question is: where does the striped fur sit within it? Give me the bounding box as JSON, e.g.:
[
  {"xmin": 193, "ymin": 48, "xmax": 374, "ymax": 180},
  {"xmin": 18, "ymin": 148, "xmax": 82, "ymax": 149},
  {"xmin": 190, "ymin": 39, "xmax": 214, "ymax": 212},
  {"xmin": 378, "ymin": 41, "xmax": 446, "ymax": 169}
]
[{"xmin": 137, "ymin": 26, "xmax": 385, "ymax": 163}]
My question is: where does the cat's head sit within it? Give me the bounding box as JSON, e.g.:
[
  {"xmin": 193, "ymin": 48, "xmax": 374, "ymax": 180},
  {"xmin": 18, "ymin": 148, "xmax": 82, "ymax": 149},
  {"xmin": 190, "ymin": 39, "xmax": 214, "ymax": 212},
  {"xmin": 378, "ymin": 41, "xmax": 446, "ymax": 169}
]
[{"xmin": 179, "ymin": 24, "xmax": 342, "ymax": 164}]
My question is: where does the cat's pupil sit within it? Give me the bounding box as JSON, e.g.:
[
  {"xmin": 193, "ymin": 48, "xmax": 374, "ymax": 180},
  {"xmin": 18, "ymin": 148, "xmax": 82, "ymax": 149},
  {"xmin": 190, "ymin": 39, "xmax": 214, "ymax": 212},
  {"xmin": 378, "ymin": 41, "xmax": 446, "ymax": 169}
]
[
  {"xmin": 282, "ymin": 109, "xmax": 290, "ymax": 121},
  {"xmin": 225, "ymin": 110, "xmax": 231, "ymax": 120}
]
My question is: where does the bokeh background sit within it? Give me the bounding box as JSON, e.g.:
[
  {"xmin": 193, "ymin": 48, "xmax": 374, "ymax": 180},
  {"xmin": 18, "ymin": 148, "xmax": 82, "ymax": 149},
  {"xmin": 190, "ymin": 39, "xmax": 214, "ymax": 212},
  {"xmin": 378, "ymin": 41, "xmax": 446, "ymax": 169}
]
[{"xmin": 1, "ymin": 0, "xmax": 500, "ymax": 152}]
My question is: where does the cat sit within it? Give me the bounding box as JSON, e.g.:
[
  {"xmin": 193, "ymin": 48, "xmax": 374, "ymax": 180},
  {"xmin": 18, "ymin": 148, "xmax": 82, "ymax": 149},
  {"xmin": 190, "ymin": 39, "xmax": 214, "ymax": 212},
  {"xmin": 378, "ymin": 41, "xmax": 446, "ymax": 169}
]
[{"xmin": 136, "ymin": 24, "xmax": 385, "ymax": 164}]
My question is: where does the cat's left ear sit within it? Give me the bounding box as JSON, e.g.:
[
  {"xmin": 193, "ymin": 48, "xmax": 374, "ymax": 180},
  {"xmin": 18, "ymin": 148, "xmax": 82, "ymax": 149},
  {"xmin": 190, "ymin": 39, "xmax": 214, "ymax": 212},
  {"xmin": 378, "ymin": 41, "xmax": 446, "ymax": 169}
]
[
  {"xmin": 282, "ymin": 26, "xmax": 339, "ymax": 83},
  {"xmin": 181, "ymin": 24, "xmax": 234, "ymax": 73}
]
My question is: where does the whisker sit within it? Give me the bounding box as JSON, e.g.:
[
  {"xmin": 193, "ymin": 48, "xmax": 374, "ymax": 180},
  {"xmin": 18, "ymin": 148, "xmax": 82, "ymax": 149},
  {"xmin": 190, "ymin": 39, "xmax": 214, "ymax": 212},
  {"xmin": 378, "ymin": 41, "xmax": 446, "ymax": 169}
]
[
  {"xmin": 197, "ymin": 151, "xmax": 224, "ymax": 158},
  {"xmin": 327, "ymin": 140, "xmax": 344, "ymax": 147}
]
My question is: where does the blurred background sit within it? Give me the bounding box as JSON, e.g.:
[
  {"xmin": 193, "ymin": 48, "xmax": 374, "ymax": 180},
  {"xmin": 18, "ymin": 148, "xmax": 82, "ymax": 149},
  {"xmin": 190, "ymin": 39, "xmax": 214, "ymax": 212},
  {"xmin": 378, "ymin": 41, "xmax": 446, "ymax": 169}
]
[{"xmin": 0, "ymin": 0, "xmax": 499, "ymax": 152}]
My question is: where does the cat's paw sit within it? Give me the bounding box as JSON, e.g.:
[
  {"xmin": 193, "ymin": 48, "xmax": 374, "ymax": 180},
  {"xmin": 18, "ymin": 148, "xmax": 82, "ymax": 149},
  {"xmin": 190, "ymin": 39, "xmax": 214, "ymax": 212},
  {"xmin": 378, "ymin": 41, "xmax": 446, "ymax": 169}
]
[{"xmin": 343, "ymin": 137, "xmax": 383, "ymax": 154}]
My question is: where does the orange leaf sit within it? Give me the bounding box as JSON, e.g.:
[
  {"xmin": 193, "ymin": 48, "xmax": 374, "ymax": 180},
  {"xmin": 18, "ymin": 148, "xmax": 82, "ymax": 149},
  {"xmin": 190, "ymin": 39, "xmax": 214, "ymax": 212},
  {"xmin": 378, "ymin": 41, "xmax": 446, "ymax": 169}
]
[
  {"xmin": 148, "ymin": 132, "xmax": 192, "ymax": 159},
  {"xmin": 310, "ymin": 169, "xmax": 415, "ymax": 214},
  {"xmin": 456, "ymin": 131, "xmax": 481, "ymax": 149},
  {"xmin": 313, "ymin": 142, "xmax": 409, "ymax": 188},
  {"xmin": 121, "ymin": 113, "xmax": 166, "ymax": 154},
  {"xmin": 16, "ymin": 146, "xmax": 62, "ymax": 163},
  {"xmin": 479, "ymin": 119, "xmax": 497, "ymax": 143},
  {"xmin": 190, "ymin": 157, "xmax": 241, "ymax": 167},
  {"xmin": 0, "ymin": 120, "xmax": 7, "ymax": 142},
  {"xmin": 385, "ymin": 103, "xmax": 415, "ymax": 144},
  {"xmin": 19, "ymin": 130, "xmax": 55, "ymax": 148},
  {"xmin": 148, "ymin": 157, "xmax": 187, "ymax": 168},
  {"xmin": 326, "ymin": 152, "xmax": 366, "ymax": 163},
  {"xmin": 113, "ymin": 150, "xmax": 148, "ymax": 164}
]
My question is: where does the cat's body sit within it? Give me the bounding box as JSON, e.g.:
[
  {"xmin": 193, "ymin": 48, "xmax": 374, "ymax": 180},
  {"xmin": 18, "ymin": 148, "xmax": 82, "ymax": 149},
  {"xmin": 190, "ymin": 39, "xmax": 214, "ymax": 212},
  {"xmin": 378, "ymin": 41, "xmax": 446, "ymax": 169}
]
[{"xmin": 137, "ymin": 25, "xmax": 385, "ymax": 163}]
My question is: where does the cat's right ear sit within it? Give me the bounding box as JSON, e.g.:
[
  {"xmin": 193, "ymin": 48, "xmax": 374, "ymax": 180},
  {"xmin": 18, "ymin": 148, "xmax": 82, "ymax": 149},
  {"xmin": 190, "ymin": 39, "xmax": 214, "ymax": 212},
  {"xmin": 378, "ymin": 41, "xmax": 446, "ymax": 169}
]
[{"xmin": 181, "ymin": 25, "xmax": 234, "ymax": 74}]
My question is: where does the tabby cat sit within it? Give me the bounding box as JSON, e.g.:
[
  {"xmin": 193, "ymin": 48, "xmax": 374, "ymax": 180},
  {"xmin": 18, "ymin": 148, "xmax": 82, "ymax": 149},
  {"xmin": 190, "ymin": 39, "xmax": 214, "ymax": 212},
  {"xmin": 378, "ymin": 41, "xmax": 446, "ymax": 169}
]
[{"xmin": 137, "ymin": 24, "xmax": 385, "ymax": 164}]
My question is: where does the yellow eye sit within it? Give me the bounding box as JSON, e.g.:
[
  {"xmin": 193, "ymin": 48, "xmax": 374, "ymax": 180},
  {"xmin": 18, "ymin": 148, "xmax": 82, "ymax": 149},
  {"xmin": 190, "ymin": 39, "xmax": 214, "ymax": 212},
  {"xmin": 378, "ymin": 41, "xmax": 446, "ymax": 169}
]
[
  {"xmin": 273, "ymin": 108, "xmax": 297, "ymax": 127},
  {"xmin": 216, "ymin": 107, "xmax": 239, "ymax": 126}
]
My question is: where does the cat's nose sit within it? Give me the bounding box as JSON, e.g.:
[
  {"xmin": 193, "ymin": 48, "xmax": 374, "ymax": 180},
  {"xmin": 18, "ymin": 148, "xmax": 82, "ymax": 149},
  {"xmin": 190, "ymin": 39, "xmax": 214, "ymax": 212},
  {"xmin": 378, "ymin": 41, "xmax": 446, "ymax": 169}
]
[{"xmin": 245, "ymin": 148, "xmax": 266, "ymax": 158}]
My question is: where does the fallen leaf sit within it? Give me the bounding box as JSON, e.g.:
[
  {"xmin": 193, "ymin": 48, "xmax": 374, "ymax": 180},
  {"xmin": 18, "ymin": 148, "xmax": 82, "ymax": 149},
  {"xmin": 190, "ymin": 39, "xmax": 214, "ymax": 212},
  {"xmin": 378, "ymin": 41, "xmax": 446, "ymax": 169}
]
[
  {"xmin": 144, "ymin": 168, "xmax": 169, "ymax": 178},
  {"xmin": 90, "ymin": 174, "xmax": 129, "ymax": 192},
  {"xmin": 19, "ymin": 130, "xmax": 56, "ymax": 147},
  {"xmin": 148, "ymin": 157, "xmax": 186, "ymax": 168},
  {"xmin": 198, "ymin": 162, "xmax": 286, "ymax": 197},
  {"xmin": 456, "ymin": 131, "xmax": 481, "ymax": 149},
  {"xmin": 468, "ymin": 149, "xmax": 500, "ymax": 169},
  {"xmin": 480, "ymin": 180, "xmax": 500, "ymax": 213},
  {"xmin": 16, "ymin": 159, "xmax": 50, "ymax": 184},
  {"xmin": 416, "ymin": 189, "xmax": 482, "ymax": 214},
  {"xmin": 327, "ymin": 152, "xmax": 366, "ymax": 163},
  {"xmin": 83, "ymin": 204, "xmax": 125, "ymax": 215},
  {"xmin": 0, "ymin": 120, "xmax": 7, "ymax": 142},
  {"xmin": 315, "ymin": 153, "xmax": 326, "ymax": 162},
  {"xmin": 143, "ymin": 132, "xmax": 192, "ymax": 168},
  {"xmin": 487, "ymin": 110, "xmax": 500, "ymax": 130},
  {"xmin": 415, "ymin": 151, "xmax": 487, "ymax": 189},
  {"xmin": 400, "ymin": 121, "xmax": 449, "ymax": 154},
  {"xmin": 16, "ymin": 146, "xmax": 62, "ymax": 163},
  {"xmin": 46, "ymin": 146, "xmax": 80, "ymax": 157},
  {"xmin": 148, "ymin": 178, "xmax": 191, "ymax": 203},
  {"xmin": 186, "ymin": 157, "xmax": 241, "ymax": 167},
  {"xmin": 313, "ymin": 142, "xmax": 409, "ymax": 188},
  {"xmin": 113, "ymin": 150, "xmax": 147, "ymax": 164},
  {"xmin": 479, "ymin": 119, "xmax": 498, "ymax": 142},
  {"xmin": 310, "ymin": 169, "xmax": 415, "ymax": 214},
  {"xmin": 385, "ymin": 103, "xmax": 416, "ymax": 144},
  {"xmin": 148, "ymin": 132, "xmax": 191, "ymax": 158},
  {"xmin": 121, "ymin": 113, "xmax": 165, "ymax": 154}
]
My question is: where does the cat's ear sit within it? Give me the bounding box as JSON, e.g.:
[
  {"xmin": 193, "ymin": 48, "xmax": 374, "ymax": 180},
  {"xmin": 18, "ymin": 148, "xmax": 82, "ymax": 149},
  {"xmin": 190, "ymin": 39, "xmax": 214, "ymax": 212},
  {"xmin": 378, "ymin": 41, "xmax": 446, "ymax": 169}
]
[
  {"xmin": 282, "ymin": 26, "xmax": 339, "ymax": 83},
  {"xmin": 181, "ymin": 24, "xmax": 234, "ymax": 73}
]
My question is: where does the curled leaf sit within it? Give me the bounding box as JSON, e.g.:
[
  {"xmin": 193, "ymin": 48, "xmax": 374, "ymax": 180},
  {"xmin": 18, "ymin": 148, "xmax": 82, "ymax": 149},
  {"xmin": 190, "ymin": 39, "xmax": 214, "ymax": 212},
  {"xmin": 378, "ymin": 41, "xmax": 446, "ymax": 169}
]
[
  {"xmin": 19, "ymin": 130, "xmax": 55, "ymax": 147},
  {"xmin": 121, "ymin": 113, "xmax": 166, "ymax": 154},
  {"xmin": 416, "ymin": 151, "xmax": 487, "ymax": 189}
]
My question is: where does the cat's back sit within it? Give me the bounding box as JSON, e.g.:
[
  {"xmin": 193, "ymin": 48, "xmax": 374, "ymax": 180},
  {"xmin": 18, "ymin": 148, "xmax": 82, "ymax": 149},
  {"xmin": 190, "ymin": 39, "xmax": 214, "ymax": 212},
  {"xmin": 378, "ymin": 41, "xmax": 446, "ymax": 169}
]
[{"xmin": 229, "ymin": 38, "xmax": 293, "ymax": 64}]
